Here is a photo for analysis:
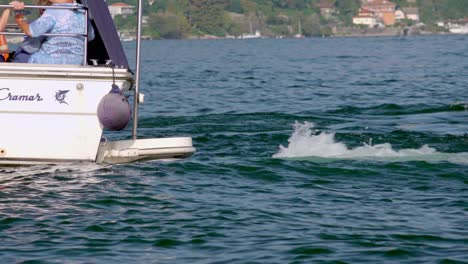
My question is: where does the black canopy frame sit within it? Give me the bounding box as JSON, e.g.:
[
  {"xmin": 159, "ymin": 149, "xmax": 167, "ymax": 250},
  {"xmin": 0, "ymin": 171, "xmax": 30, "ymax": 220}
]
[{"xmin": 78, "ymin": 0, "xmax": 130, "ymax": 70}]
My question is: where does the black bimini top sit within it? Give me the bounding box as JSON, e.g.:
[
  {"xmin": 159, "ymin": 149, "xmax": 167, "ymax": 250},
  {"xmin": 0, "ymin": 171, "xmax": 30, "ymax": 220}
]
[{"xmin": 78, "ymin": 0, "xmax": 130, "ymax": 70}]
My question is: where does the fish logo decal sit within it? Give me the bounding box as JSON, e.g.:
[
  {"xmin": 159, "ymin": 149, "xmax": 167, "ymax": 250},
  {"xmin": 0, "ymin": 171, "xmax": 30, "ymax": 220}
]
[{"xmin": 55, "ymin": 90, "xmax": 70, "ymax": 105}]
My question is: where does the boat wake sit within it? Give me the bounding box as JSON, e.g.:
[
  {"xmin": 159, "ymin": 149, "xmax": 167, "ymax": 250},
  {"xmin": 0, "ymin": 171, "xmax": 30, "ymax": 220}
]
[
  {"xmin": 0, "ymin": 163, "xmax": 111, "ymax": 178},
  {"xmin": 273, "ymin": 121, "xmax": 468, "ymax": 164}
]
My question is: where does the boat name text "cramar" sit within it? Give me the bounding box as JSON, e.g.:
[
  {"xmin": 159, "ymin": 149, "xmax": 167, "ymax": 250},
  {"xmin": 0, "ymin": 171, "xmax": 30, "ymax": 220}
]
[{"xmin": 0, "ymin": 88, "xmax": 43, "ymax": 102}]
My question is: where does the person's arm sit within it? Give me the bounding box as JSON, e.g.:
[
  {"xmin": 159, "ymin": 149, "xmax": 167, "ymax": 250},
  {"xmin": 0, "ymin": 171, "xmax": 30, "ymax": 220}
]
[
  {"xmin": 0, "ymin": 0, "xmax": 23, "ymax": 31},
  {"xmin": 9, "ymin": 1, "xmax": 31, "ymax": 36},
  {"xmin": 0, "ymin": 9, "xmax": 11, "ymax": 32},
  {"xmin": 15, "ymin": 13, "xmax": 31, "ymax": 36}
]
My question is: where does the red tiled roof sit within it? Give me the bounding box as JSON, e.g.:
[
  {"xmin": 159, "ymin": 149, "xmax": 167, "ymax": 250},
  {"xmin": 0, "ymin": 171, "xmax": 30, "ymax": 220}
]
[
  {"xmin": 363, "ymin": 0, "xmax": 396, "ymax": 7},
  {"xmin": 359, "ymin": 8, "xmax": 374, "ymax": 13},
  {"xmin": 111, "ymin": 2, "xmax": 130, "ymax": 7},
  {"xmin": 357, "ymin": 8, "xmax": 375, "ymax": 16}
]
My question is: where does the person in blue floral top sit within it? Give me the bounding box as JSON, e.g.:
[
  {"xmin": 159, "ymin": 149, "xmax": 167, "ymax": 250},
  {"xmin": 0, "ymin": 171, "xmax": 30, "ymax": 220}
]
[{"xmin": 11, "ymin": 0, "xmax": 94, "ymax": 65}]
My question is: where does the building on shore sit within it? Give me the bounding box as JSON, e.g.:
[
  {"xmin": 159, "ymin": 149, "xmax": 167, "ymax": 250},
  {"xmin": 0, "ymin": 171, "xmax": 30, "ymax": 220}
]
[
  {"xmin": 361, "ymin": 0, "xmax": 396, "ymax": 26},
  {"xmin": 395, "ymin": 9, "xmax": 405, "ymax": 20},
  {"xmin": 353, "ymin": 8, "xmax": 378, "ymax": 27},
  {"xmin": 402, "ymin": 7, "xmax": 420, "ymax": 21},
  {"xmin": 108, "ymin": 2, "xmax": 135, "ymax": 19},
  {"xmin": 314, "ymin": 1, "xmax": 336, "ymax": 20}
]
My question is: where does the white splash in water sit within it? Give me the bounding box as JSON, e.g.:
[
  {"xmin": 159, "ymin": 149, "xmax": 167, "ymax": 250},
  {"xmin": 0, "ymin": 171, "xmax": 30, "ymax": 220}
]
[
  {"xmin": 273, "ymin": 121, "xmax": 468, "ymax": 163},
  {"xmin": 273, "ymin": 121, "xmax": 350, "ymax": 158}
]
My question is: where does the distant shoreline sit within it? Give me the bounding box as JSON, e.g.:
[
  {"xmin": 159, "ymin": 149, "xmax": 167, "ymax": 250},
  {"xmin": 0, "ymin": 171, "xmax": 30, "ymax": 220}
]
[
  {"xmin": 132, "ymin": 31, "xmax": 465, "ymax": 41},
  {"xmin": 127, "ymin": 25, "xmax": 466, "ymax": 41},
  {"xmin": 7, "ymin": 30, "xmax": 464, "ymax": 44}
]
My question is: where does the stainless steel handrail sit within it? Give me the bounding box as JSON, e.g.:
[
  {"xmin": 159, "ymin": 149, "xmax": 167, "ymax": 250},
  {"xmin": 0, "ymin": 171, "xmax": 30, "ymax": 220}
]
[
  {"xmin": 0, "ymin": 4, "xmax": 90, "ymax": 65},
  {"xmin": 0, "ymin": 32, "xmax": 86, "ymax": 37},
  {"xmin": 0, "ymin": 4, "xmax": 85, "ymax": 10}
]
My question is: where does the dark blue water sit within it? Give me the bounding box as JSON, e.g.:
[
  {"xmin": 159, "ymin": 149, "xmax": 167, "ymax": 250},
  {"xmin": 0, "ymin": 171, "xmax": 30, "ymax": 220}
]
[{"xmin": 1, "ymin": 35, "xmax": 467, "ymax": 263}]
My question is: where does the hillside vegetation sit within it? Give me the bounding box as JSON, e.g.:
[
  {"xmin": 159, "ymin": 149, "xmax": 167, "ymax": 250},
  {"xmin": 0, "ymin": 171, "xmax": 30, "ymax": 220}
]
[
  {"xmin": 108, "ymin": 0, "xmax": 468, "ymax": 38},
  {"xmin": 0, "ymin": 0, "xmax": 466, "ymax": 38}
]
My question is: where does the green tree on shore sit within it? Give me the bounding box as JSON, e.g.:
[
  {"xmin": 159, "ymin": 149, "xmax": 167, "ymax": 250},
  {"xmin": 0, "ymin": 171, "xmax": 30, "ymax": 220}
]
[{"xmin": 189, "ymin": 0, "xmax": 226, "ymax": 36}]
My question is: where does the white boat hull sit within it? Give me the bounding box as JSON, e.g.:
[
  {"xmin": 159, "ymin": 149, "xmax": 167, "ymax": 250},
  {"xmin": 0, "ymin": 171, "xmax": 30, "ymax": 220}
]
[
  {"xmin": 0, "ymin": 64, "xmax": 133, "ymax": 164},
  {"xmin": 0, "ymin": 64, "xmax": 195, "ymax": 166}
]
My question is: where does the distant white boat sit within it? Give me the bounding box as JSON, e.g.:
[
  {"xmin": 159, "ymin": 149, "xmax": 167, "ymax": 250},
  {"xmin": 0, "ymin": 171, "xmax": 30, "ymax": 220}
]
[
  {"xmin": 240, "ymin": 22, "xmax": 262, "ymax": 39},
  {"xmin": 449, "ymin": 25, "xmax": 468, "ymax": 34},
  {"xmin": 294, "ymin": 19, "xmax": 305, "ymax": 38},
  {"xmin": 120, "ymin": 36, "xmax": 135, "ymax": 42},
  {"xmin": 240, "ymin": 30, "xmax": 262, "ymax": 39}
]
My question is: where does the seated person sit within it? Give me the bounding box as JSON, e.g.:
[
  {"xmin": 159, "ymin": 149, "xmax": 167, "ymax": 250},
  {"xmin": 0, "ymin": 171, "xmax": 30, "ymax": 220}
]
[{"xmin": 11, "ymin": 0, "xmax": 94, "ymax": 65}]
